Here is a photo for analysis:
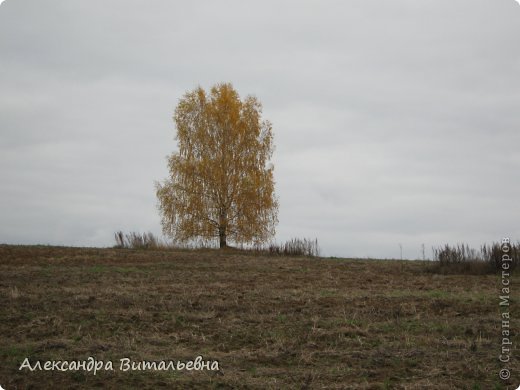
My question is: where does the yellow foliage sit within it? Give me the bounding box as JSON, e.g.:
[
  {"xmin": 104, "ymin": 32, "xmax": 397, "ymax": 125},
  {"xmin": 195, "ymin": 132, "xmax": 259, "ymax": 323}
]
[{"xmin": 156, "ymin": 83, "xmax": 278, "ymax": 248}]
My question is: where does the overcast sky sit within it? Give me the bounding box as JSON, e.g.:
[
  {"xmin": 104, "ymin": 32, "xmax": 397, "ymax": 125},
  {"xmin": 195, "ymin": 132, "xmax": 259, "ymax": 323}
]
[{"xmin": 1, "ymin": 0, "xmax": 519, "ymax": 258}]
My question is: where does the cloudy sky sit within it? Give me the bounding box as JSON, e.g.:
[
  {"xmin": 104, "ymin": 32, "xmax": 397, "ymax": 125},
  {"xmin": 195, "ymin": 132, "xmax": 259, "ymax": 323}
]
[{"xmin": 1, "ymin": 0, "xmax": 519, "ymax": 258}]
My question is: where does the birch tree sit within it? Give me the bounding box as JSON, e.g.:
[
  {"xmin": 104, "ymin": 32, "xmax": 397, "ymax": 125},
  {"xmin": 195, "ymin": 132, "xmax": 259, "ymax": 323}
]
[{"xmin": 156, "ymin": 83, "xmax": 278, "ymax": 248}]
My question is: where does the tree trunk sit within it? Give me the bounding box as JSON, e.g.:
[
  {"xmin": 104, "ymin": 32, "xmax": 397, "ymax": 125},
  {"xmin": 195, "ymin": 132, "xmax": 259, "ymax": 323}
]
[
  {"xmin": 219, "ymin": 227, "xmax": 227, "ymax": 248},
  {"xmin": 218, "ymin": 206, "xmax": 228, "ymax": 248}
]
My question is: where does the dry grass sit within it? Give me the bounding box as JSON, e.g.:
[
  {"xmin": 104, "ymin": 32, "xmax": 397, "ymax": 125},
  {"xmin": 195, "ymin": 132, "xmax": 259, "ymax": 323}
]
[{"xmin": 0, "ymin": 245, "xmax": 518, "ymax": 389}]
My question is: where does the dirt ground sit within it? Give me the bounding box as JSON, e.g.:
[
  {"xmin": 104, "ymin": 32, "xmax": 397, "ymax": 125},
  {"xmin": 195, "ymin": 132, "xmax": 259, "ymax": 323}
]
[{"xmin": 0, "ymin": 245, "xmax": 518, "ymax": 389}]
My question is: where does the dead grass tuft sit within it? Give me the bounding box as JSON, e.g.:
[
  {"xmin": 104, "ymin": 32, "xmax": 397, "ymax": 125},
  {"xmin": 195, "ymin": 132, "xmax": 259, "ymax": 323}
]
[{"xmin": 8, "ymin": 286, "xmax": 20, "ymax": 299}]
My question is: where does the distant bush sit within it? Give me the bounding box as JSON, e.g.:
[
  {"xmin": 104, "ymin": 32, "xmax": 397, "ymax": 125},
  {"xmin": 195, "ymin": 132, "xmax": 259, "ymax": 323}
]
[
  {"xmin": 481, "ymin": 242, "xmax": 519, "ymax": 272},
  {"xmin": 260, "ymin": 238, "xmax": 320, "ymax": 257},
  {"xmin": 431, "ymin": 241, "xmax": 518, "ymax": 274},
  {"xmin": 114, "ymin": 231, "xmax": 167, "ymax": 250},
  {"xmin": 433, "ymin": 243, "xmax": 480, "ymax": 265}
]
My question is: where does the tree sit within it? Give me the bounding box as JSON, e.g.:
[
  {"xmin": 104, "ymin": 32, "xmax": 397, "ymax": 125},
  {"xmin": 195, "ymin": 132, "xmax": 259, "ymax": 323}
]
[{"xmin": 156, "ymin": 83, "xmax": 278, "ymax": 248}]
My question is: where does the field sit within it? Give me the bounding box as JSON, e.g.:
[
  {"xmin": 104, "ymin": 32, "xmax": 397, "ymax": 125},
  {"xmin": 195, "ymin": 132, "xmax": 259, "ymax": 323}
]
[{"xmin": 0, "ymin": 245, "xmax": 518, "ymax": 389}]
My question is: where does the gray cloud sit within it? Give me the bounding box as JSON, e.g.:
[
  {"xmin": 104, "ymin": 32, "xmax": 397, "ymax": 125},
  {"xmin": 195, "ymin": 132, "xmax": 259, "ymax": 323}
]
[{"xmin": 1, "ymin": 0, "xmax": 519, "ymax": 257}]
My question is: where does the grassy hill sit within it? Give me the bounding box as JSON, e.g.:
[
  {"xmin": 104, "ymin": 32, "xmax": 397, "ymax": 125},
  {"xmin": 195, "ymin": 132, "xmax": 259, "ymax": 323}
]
[{"xmin": 0, "ymin": 245, "xmax": 517, "ymax": 389}]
